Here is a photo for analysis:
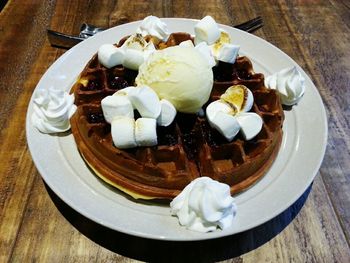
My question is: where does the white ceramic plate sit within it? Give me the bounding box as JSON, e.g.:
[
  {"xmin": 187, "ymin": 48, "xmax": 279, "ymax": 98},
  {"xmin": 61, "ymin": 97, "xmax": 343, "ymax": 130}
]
[{"xmin": 26, "ymin": 18, "xmax": 327, "ymax": 241}]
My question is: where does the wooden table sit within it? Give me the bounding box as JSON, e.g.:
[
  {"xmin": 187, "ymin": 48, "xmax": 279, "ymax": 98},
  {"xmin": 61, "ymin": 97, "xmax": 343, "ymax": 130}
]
[{"xmin": 1, "ymin": 1, "xmax": 349, "ymax": 262}]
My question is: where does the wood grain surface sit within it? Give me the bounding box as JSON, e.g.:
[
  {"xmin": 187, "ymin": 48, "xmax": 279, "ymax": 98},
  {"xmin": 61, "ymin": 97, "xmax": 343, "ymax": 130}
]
[{"xmin": 0, "ymin": 0, "xmax": 349, "ymax": 262}]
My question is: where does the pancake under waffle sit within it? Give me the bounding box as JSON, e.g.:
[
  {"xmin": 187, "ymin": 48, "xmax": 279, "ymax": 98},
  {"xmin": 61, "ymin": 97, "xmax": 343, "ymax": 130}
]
[{"xmin": 70, "ymin": 33, "xmax": 284, "ymax": 199}]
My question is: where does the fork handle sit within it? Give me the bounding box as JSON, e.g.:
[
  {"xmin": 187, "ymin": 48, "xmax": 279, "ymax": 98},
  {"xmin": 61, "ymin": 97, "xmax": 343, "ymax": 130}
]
[{"xmin": 47, "ymin": 29, "xmax": 85, "ymax": 49}]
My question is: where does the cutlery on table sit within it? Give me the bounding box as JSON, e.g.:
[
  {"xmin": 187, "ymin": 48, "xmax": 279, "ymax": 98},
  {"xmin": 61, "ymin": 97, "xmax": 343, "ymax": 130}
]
[{"xmin": 47, "ymin": 16, "xmax": 263, "ymax": 49}]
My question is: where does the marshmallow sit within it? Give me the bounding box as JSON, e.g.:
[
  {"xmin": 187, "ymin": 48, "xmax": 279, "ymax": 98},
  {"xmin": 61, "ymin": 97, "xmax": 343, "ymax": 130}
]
[
  {"xmin": 243, "ymin": 88, "xmax": 254, "ymax": 112},
  {"xmin": 111, "ymin": 116, "xmax": 137, "ymax": 149},
  {"xmin": 210, "ymin": 29, "xmax": 231, "ymax": 57},
  {"xmin": 220, "ymin": 85, "xmax": 253, "ymax": 113},
  {"xmin": 121, "ymin": 34, "xmax": 154, "ymax": 51},
  {"xmin": 121, "ymin": 34, "xmax": 156, "ymax": 70},
  {"xmin": 157, "ymin": 99, "xmax": 177, "ymax": 126},
  {"xmin": 101, "ymin": 95, "xmax": 134, "ymax": 123},
  {"xmin": 195, "ymin": 42, "xmax": 216, "ymax": 67},
  {"xmin": 128, "ymin": 85, "xmax": 161, "ymax": 118},
  {"xmin": 143, "ymin": 49, "xmax": 155, "ymax": 61},
  {"xmin": 114, "ymin": 86, "xmax": 135, "ymax": 96},
  {"xmin": 122, "ymin": 49, "xmax": 145, "ymax": 70},
  {"xmin": 217, "ymin": 43, "xmax": 240, "ymax": 64},
  {"xmin": 98, "ymin": 44, "xmax": 125, "ymax": 68},
  {"xmin": 209, "ymin": 111, "xmax": 240, "ymax": 141},
  {"xmin": 218, "ymin": 29, "xmax": 231, "ymax": 44},
  {"xmin": 194, "ymin": 16, "xmax": 221, "ymax": 45},
  {"xmin": 236, "ymin": 112, "xmax": 263, "ymax": 140},
  {"xmin": 206, "ymin": 100, "xmax": 236, "ymax": 124},
  {"xmin": 179, "ymin": 40, "xmax": 195, "ymax": 48},
  {"xmin": 135, "ymin": 118, "xmax": 157, "ymax": 146}
]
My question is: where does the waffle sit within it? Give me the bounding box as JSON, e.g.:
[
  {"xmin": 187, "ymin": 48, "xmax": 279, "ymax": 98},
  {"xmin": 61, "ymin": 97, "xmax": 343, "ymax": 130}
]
[{"xmin": 70, "ymin": 33, "xmax": 284, "ymax": 199}]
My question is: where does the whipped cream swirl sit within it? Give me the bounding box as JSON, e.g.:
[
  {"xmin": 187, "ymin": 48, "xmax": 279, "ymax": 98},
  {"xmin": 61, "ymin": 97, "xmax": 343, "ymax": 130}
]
[
  {"xmin": 31, "ymin": 87, "xmax": 77, "ymax": 133},
  {"xmin": 170, "ymin": 177, "xmax": 237, "ymax": 232},
  {"xmin": 136, "ymin": 15, "xmax": 169, "ymax": 41},
  {"xmin": 265, "ymin": 66, "xmax": 305, "ymax": 106}
]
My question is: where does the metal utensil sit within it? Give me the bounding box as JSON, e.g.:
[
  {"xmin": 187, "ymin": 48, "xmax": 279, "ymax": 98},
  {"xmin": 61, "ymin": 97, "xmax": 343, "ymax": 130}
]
[{"xmin": 47, "ymin": 17, "xmax": 263, "ymax": 49}]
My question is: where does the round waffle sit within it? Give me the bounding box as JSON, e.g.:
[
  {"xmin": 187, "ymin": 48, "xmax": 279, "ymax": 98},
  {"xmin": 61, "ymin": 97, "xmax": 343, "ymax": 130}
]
[{"xmin": 70, "ymin": 33, "xmax": 284, "ymax": 199}]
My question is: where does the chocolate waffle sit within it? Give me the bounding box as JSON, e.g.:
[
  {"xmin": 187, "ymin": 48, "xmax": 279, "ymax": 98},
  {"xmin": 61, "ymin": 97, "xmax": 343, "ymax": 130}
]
[{"xmin": 70, "ymin": 33, "xmax": 284, "ymax": 199}]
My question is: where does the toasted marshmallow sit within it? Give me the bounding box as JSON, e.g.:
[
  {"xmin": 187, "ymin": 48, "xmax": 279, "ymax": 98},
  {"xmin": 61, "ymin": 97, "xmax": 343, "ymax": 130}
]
[
  {"xmin": 135, "ymin": 118, "xmax": 157, "ymax": 146},
  {"xmin": 122, "ymin": 49, "xmax": 145, "ymax": 70},
  {"xmin": 157, "ymin": 99, "xmax": 177, "ymax": 126},
  {"xmin": 217, "ymin": 43, "xmax": 240, "ymax": 64},
  {"xmin": 121, "ymin": 34, "xmax": 155, "ymax": 51},
  {"xmin": 206, "ymin": 100, "xmax": 236, "ymax": 124},
  {"xmin": 220, "ymin": 85, "xmax": 254, "ymax": 113},
  {"xmin": 210, "ymin": 29, "xmax": 231, "ymax": 57},
  {"xmin": 101, "ymin": 95, "xmax": 134, "ymax": 123},
  {"xmin": 128, "ymin": 85, "xmax": 161, "ymax": 118},
  {"xmin": 179, "ymin": 40, "xmax": 195, "ymax": 48},
  {"xmin": 194, "ymin": 42, "xmax": 216, "ymax": 67},
  {"xmin": 210, "ymin": 111, "xmax": 240, "ymax": 141},
  {"xmin": 111, "ymin": 116, "xmax": 137, "ymax": 149},
  {"xmin": 209, "ymin": 30, "xmax": 240, "ymax": 64},
  {"xmin": 121, "ymin": 34, "xmax": 156, "ymax": 70},
  {"xmin": 194, "ymin": 16, "xmax": 221, "ymax": 45},
  {"xmin": 98, "ymin": 44, "xmax": 125, "ymax": 68},
  {"xmin": 236, "ymin": 112, "xmax": 263, "ymax": 140}
]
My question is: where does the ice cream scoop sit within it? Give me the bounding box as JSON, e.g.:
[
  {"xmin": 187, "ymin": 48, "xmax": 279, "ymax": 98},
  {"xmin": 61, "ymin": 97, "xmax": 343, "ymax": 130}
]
[{"xmin": 135, "ymin": 46, "xmax": 213, "ymax": 113}]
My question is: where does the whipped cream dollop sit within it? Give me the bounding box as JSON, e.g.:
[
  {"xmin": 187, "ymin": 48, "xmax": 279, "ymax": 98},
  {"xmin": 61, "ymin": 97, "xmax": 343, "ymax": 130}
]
[
  {"xmin": 31, "ymin": 87, "xmax": 77, "ymax": 133},
  {"xmin": 170, "ymin": 177, "xmax": 237, "ymax": 233},
  {"xmin": 136, "ymin": 15, "xmax": 169, "ymax": 41},
  {"xmin": 265, "ymin": 66, "xmax": 305, "ymax": 105}
]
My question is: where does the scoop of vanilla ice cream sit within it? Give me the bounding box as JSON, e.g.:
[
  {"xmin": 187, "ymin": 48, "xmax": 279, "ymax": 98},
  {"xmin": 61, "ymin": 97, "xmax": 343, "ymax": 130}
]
[{"xmin": 135, "ymin": 46, "xmax": 213, "ymax": 113}]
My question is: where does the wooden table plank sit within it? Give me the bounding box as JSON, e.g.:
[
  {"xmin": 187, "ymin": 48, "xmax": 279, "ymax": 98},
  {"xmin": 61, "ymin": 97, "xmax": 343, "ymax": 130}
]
[
  {"xmin": 0, "ymin": 1, "xmax": 55, "ymax": 132},
  {"xmin": 274, "ymin": 0, "xmax": 350, "ymax": 243},
  {"xmin": 0, "ymin": 1, "xmax": 56, "ymax": 262},
  {"xmin": 0, "ymin": 0, "xmax": 349, "ymax": 262}
]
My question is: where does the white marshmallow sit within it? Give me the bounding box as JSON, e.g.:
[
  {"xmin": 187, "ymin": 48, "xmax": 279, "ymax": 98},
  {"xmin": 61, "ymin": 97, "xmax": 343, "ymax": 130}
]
[
  {"xmin": 114, "ymin": 86, "xmax": 135, "ymax": 96},
  {"xmin": 111, "ymin": 116, "xmax": 137, "ymax": 149},
  {"xmin": 242, "ymin": 88, "xmax": 254, "ymax": 112},
  {"xmin": 122, "ymin": 49, "xmax": 145, "ymax": 70},
  {"xmin": 194, "ymin": 16, "xmax": 221, "ymax": 45},
  {"xmin": 209, "ymin": 111, "xmax": 240, "ymax": 141},
  {"xmin": 206, "ymin": 100, "xmax": 236, "ymax": 124},
  {"xmin": 143, "ymin": 49, "xmax": 155, "ymax": 61},
  {"xmin": 179, "ymin": 40, "xmax": 195, "ymax": 48},
  {"xmin": 236, "ymin": 112, "xmax": 263, "ymax": 140},
  {"xmin": 98, "ymin": 44, "xmax": 125, "ymax": 69},
  {"xmin": 135, "ymin": 118, "xmax": 157, "ymax": 146},
  {"xmin": 101, "ymin": 95, "xmax": 134, "ymax": 123},
  {"xmin": 128, "ymin": 85, "xmax": 161, "ymax": 118},
  {"xmin": 194, "ymin": 42, "xmax": 216, "ymax": 67},
  {"xmin": 217, "ymin": 43, "xmax": 240, "ymax": 64},
  {"xmin": 157, "ymin": 99, "xmax": 177, "ymax": 126}
]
